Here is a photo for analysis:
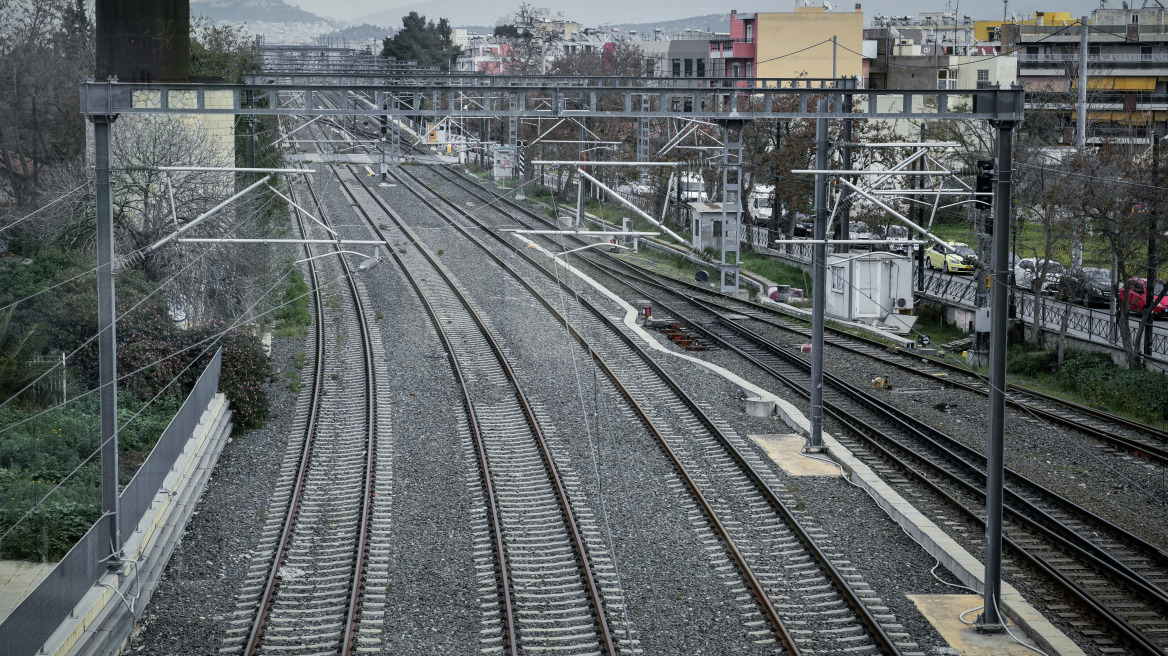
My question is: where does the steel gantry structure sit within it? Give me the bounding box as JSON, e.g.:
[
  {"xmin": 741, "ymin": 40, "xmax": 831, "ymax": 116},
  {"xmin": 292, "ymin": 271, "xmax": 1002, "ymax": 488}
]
[{"xmin": 80, "ymin": 72, "xmax": 1024, "ymax": 630}]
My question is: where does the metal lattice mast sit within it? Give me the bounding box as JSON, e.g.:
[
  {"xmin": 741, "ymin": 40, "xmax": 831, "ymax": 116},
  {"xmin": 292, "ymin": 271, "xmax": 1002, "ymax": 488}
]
[
  {"xmin": 637, "ymin": 94, "xmax": 651, "ymax": 166},
  {"xmin": 509, "ymin": 92, "xmax": 519, "ymax": 180},
  {"xmin": 720, "ymin": 121, "xmax": 743, "ymax": 292}
]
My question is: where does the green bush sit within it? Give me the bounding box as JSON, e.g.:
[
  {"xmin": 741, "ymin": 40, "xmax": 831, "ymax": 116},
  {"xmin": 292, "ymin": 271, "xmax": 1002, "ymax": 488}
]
[
  {"xmin": 1057, "ymin": 350, "xmax": 1168, "ymax": 421},
  {"xmin": 274, "ymin": 265, "xmax": 311, "ymax": 338},
  {"xmin": 1007, "ymin": 345, "xmax": 1059, "ymax": 377},
  {"xmin": 187, "ymin": 323, "xmax": 272, "ymax": 429}
]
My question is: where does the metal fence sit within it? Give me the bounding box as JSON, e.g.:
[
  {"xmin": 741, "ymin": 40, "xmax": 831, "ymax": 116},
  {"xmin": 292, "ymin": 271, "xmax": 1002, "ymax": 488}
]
[
  {"xmin": 919, "ymin": 268, "xmax": 1168, "ymax": 361},
  {"xmin": 119, "ymin": 350, "xmax": 222, "ymax": 539},
  {"xmin": 1016, "ymin": 296, "xmax": 1168, "ymax": 359},
  {"xmin": 0, "ymin": 349, "xmax": 222, "ymax": 656},
  {"xmin": 920, "ymin": 269, "xmax": 979, "ymax": 307}
]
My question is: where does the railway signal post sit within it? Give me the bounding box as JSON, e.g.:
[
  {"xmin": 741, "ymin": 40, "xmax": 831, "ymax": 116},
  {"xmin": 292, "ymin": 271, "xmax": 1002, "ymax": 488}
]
[{"xmin": 980, "ymin": 104, "xmax": 1020, "ymax": 632}]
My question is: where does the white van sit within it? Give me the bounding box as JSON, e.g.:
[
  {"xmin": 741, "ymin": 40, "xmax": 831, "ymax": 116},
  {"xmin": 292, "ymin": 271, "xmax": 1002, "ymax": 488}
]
[
  {"xmin": 747, "ymin": 185, "xmax": 774, "ymax": 223},
  {"xmin": 680, "ymin": 173, "xmax": 708, "ymax": 202}
]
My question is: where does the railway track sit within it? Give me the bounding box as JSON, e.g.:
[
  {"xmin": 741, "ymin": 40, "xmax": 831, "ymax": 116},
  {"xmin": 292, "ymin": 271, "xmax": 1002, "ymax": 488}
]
[
  {"xmin": 414, "ymin": 162, "xmax": 1168, "ymax": 654},
  {"xmin": 359, "ymin": 161, "xmax": 914, "ymax": 654},
  {"xmin": 221, "ymin": 120, "xmax": 387, "ymax": 655},
  {"xmin": 422, "ymin": 160, "xmax": 1168, "ymax": 467},
  {"xmin": 333, "ymin": 165, "xmax": 622, "ymax": 656}
]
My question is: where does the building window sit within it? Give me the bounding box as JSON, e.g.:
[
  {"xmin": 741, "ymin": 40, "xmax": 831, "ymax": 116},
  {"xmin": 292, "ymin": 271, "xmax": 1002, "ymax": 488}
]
[
  {"xmin": 1142, "ymin": 46, "xmax": 1153, "ymax": 61},
  {"xmin": 672, "ymin": 59, "xmax": 681, "ymax": 77},
  {"xmin": 976, "ymin": 68, "xmax": 990, "ymax": 89},
  {"xmin": 1132, "ymin": 12, "xmax": 1140, "ymax": 24},
  {"xmin": 732, "ymin": 62, "xmax": 741, "ymax": 77},
  {"xmin": 746, "ymin": 62, "xmax": 752, "ymax": 78},
  {"xmin": 685, "ymin": 58, "xmax": 693, "ymax": 77},
  {"xmin": 1089, "ymin": 45, "xmax": 1100, "ymax": 56},
  {"xmin": 937, "ymin": 69, "xmax": 956, "ymax": 90},
  {"xmin": 746, "ymin": 23, "xmax": 753, "ymax": 42},
  {"xmin": 697, "ymin": 59, "xmax": 705, "ymax": 77},
  {"xmin": 831, "ymin": 266, "xmax": 844, "ymax": 293}
]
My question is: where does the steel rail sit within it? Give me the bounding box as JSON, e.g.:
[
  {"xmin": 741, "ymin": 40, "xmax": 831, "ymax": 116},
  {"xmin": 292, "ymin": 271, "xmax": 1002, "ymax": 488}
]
[
  {"xmin": 245, "ymin": 114, "xmax": 378, "ymax": 655},
  {"xmin": 386, "ymin": 164, "xmax": 802, "ymax": 654},
  {"xmin": 242, "ymin": 153, "xmax": 328, "ymax": 656},
  {"xmin": 337, "ymin": 168, "xmax": 620, "ymax": 655},
  {"xmin": 392, "ymin": 162, "xmax": 901, "ymax": 655},
  {"xmin": 331, "ymin": 175, "xmax": 521, "ymax": 656},
  {"xmin": 300, "ymin": 172, "xmax": 379, "ymax": 656},
  {"xmin": 420, "ymin": 160, "xmax": 1168, "ymax": 654},
  {"xmin": 603, "ymin": 277, "xmax": 1168, "ymax": 655}
]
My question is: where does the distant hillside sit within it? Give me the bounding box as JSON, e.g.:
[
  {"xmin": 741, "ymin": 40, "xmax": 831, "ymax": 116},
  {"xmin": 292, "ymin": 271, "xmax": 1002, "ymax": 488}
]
[
  {"xmin": 191, "ymin": 0, "xmax": 330, "ymax": 24},
  {"xmin": 605, "ymin": 13, "xmax": 732, "ymax": 39},
  {"xmin": 314, "ymin": 23, "xmax": 396, "ymax": 46}
]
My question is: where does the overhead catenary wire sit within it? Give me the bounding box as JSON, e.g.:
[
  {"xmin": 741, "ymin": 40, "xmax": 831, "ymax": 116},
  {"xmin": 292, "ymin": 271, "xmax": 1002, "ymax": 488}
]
[
  {"xmin": 0, "ymin": 261, "xmax": 359, "ymax": 547},
  {"xmin": 834, "ymin": 22, "xmax": 1076, "ymax": 70},
  {"xmin": 0, "ymin": 181, "xmax": 92, "ymax": 236},
  {"xmin": 0, "ymin": 190, "xmax": 282, "ymax": 412}
]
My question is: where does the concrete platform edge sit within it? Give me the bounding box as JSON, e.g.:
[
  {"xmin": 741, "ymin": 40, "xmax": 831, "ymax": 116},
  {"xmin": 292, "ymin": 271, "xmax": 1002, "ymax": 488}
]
[
  {"xmin": 39, "ymin": 393, "xmax": 232, "ymax": 656},
  {"xmin": 769, "ymin": 394, "xmax": 1086, "ymax": 656}
]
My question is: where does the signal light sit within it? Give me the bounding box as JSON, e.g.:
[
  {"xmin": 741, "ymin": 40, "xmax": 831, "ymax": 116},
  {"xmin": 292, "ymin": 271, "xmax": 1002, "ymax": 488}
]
[{"xmin": 975, "ymin": 159, "xmax": 994, "ymax": 233}]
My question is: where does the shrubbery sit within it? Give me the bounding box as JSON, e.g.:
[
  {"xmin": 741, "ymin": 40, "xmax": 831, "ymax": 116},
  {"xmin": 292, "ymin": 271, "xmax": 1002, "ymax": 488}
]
[
  {"xmin": 187, "ymin": 322, "xmax": 272, "ymax": 429},
  {"xmin": 1056, "ymin": 350, "xmax": 1168, "ymax": 421},
  {"xmin": 0, "ymin": 392, "xmax": 182, "ymax": 560},
  {"xmin": 274, "ymin": 264, "xmax": 311, "ymax": 338},
  {"xmin": 1006, "ymin": 346, "xmax": 1168, "ymax": 421}
]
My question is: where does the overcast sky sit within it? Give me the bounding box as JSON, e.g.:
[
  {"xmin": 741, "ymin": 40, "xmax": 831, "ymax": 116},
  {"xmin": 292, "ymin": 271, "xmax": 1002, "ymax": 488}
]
[{"xmin": 289, "ymin": 0, "xmax": 1110, "ymax": 27}]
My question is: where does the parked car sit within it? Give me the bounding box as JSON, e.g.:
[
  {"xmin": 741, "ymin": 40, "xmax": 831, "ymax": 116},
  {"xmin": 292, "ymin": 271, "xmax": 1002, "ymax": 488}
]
[
  {"xmin": 1014, "ymin": 258, "xmax": 1065, "ymax": 294},
  {"xmin": 1056, "ymin": 267, "xmax": 1113, "ymax": 307},
  {"xmin": 874, "ymin": 225, "xmax": 912, "ymax": 254},
  {"xmin": 747, "ymin": 185, "xmax": 774, "ymax": 224},
  {"xmin": 924, "ymin": 241, "xmax": 978, "ymax": 273},
  {"xmin": 1120, "ymin": 278, "xmax": 1168, "ymax": 318}
]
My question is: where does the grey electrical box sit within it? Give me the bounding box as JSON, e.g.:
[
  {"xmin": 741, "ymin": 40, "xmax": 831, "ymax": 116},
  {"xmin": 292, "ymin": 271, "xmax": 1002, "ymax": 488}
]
[
  {"xmin": 974, "ymin": 308, "xmax": 991, "ymax": 332},
  {"xmin": 492, "ymin": 146, "xmax": 514, "ymax": 179}
]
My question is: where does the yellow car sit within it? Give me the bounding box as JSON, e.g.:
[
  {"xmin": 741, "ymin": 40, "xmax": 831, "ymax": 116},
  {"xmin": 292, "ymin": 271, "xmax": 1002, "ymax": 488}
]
[{"xmin": 925, "ymin": 241, "xmax": 978, "ymax": 274}]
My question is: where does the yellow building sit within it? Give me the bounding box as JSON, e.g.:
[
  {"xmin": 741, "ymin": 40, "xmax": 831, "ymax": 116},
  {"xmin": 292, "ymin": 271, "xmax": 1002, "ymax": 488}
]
[
  {"xmin": 712, "ymin": 7, "xmax": 863, "ymax": 80},
  {"xmin": 974, "ymin": 11, "xmax": 1077, "ymax": 42}
]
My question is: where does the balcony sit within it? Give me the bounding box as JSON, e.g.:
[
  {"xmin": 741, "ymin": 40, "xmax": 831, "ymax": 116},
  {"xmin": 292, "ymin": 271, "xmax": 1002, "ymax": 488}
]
[
  {"xmin": 1019, "ymin": 52, "xmax": 1168, "ymax": 63},
  {"xmin": 709, "ymin": 38, "xmax": 756, "ymax": 60}
]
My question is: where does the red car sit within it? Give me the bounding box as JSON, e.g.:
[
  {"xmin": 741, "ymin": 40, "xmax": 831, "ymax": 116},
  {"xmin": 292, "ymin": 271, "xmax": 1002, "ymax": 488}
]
[{"xmin": 1121, "ymin": 278, "xmax": 1168, "ymax": 318}]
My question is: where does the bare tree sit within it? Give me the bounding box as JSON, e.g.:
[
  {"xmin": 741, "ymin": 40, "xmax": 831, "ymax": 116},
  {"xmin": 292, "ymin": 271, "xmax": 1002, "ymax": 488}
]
[{"xmin": 0, "ymin": 0, "xmax": 93, "ymax": 211}]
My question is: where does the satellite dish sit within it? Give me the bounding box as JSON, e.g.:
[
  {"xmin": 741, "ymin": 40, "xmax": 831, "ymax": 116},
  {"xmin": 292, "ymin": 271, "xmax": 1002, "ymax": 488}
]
[
  {"xmin": 696, "ymin": 270, "xmax": 710, "ymax": 283},
  {"xmin": 824, "ymin": 0, "xmax": 833, "ymax": 9},
  {"xmin": 890, "ymin": 26, "xmax": 901, "ymax": 38}
]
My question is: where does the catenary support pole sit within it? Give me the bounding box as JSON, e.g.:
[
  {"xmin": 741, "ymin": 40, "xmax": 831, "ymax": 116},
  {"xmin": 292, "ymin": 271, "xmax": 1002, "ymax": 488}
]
[
  {"xmin": 1072, "ymin": 15, "xmax": 1089, "ymax": 269},
  {"xmin": 1146, "ymin": 127, "xmax": 1160, "ymax": 358},
  {"xmin": 93, "ymin": 114, "xmax": 120, "ymax": 561},
  {"xmin": 980, "ymin": 118, "xmax": 1016, "ymax": 631},
  {"xmin": 576, "ymin": 120, "xmax": 586, "ymax": 228},
  {"xmin": 839, "ymin": 93, "xmax": 853, "ymax": 254},
  {"xmin": 809, "ymin": 99, "xmax": 830, "ymax": 450}
]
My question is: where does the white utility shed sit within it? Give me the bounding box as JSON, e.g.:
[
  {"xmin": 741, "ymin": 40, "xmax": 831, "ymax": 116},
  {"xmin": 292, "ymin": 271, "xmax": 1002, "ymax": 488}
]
[{"xmin": 826, "ymin": 251, "xmax": 915, "ymax": 322}]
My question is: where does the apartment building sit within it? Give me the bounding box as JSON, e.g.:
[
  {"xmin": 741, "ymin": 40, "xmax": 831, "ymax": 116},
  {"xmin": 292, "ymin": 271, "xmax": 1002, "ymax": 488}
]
[
  {"xmin": 709, "ymin": 6, "xmax": 864, "ymax": 81},
  {"xmin": 1006, "ymin": 7, "xmax": 1168, "ymax": 141}
]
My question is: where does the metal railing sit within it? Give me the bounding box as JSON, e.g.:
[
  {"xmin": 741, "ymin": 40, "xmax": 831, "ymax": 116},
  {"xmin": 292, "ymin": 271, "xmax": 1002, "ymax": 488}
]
[
  {"xmin": 919, "ymin": 269, "xmax": 1168, "ymax": 360},
  {"xmin": 0, "ymin": 350, "xmax": 223, "ymax": 656},
  {"xmin": 1016, "ymin": 295, "xmax": 1168, "ymax": 358},
  {"xmin": 1019, "ymin": 52, "xmax": 1168, "ymax": 63},
  {"xmin": 920, "ymin": 268, "xmax": 980, "ymax": 306}
]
